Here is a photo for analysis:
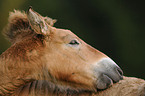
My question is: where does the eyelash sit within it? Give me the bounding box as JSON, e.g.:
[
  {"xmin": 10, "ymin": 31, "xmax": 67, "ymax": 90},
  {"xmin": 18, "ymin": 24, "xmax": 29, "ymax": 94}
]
[{"xmin": 69, "ymin": 40, "xmax": 79, "ymax": 45}]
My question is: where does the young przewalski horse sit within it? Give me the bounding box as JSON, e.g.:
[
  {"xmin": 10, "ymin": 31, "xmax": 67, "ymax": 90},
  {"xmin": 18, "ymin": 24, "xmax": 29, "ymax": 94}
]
[{"xmin": 0, "ymin": 8, "xmax": 123, "ymax": 95}]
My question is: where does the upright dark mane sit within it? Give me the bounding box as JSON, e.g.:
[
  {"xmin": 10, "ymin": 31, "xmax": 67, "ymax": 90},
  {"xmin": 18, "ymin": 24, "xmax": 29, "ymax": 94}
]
[
  {"xmin": 3, "ymin": 10, "xmax": 56, "ymax": 44},
  {"xmin": 3, "ymin": 10, "xmax": 32, "ymax": 44}
]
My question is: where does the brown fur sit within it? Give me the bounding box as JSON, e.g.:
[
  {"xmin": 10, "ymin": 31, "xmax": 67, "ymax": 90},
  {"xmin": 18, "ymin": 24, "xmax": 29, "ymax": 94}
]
[
  {"xmin": 0, "ymin": 8, "xmax": 144, "ymax": 96},
  {"xmin": 11, "ymin": 77, "xmax": 145, "ymax": 96},
  {"xmin": 3, "ymin": 10, "xmax": 33, "ymax": 44},
  {"xmin": 96, "ymin": 77, "xmax": 145, "ymax": 96}
]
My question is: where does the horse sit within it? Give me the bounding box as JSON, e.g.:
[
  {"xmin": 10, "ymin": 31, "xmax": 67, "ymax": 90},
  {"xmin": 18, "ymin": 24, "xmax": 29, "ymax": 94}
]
[{"xmin": 0, "ymin": 7, "xmax": 124, "ymax": 95}]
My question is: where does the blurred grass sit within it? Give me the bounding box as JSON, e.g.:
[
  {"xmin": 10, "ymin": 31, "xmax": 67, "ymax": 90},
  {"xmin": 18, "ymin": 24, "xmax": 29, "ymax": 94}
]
[{"xmin": 0, "ymin": 0, "xmax": 145, "ymax": 79}]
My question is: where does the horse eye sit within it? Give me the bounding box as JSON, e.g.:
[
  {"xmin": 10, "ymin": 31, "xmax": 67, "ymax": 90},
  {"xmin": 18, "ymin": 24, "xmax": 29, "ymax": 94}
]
[{"xmin": 69, "ymin": 40, "xmax": 79, "ymax": 45}]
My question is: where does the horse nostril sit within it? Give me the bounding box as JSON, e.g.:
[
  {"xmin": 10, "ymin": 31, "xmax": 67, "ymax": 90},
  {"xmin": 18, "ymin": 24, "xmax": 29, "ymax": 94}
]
[{"xmin": 116, "ymin": 67, "xmax": 123, "ymax": 79}]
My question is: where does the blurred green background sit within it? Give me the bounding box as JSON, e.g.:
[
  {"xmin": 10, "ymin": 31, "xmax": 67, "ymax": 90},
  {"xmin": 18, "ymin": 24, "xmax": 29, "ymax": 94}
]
[{"xmin": 0, "ymin": 0, "xmax": 145, "ymax": 79}]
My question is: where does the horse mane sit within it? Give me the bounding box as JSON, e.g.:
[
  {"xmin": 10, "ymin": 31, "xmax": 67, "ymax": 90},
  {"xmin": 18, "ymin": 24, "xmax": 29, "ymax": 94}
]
[{"xmin": 3, "ymin": 10, "xmax": 56, "ymax": 44}]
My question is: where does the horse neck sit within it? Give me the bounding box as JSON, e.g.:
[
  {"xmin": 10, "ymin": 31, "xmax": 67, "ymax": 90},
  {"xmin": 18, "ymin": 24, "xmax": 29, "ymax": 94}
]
[{"xmin": 0, "ymin": 45, "xmax": 43, "ymax": 95}]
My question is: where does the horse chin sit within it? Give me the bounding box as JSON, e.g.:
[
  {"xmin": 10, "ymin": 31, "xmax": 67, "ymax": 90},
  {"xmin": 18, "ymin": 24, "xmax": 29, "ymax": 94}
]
[{"xmin": 96, "ymin": 74, "xmax": 113, "ymax": 90}]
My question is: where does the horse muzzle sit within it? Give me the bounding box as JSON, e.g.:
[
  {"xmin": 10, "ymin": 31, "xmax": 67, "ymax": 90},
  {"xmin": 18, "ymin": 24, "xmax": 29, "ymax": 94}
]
[{"xmin": 93, "ymin": 58, "xmax": 123, "ymax": 89}]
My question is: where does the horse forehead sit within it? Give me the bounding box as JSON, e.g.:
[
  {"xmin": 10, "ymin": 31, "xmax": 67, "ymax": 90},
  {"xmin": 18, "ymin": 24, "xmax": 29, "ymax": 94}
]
[{"xmin": 55, "ymin": 28, "xmax": 77, "ymax": 38}]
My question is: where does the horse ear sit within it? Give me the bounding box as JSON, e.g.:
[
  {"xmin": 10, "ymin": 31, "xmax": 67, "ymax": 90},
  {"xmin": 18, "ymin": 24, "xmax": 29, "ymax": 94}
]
[{"xmin": 27, "ymin": 7, "xmax": 50, "ymax": 35}]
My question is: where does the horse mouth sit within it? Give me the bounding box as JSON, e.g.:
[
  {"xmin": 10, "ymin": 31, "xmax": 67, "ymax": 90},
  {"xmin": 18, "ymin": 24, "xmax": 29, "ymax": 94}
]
[
  {"xmin": 96, "ymin": 74, "xmax": 113, "ymax": 90},
  {"xmin": 96, "ymin": 68, "xmax": 123, "ymax": 90},
  {"xmin": 94, "ymin": 58, "xmax": 123, "ymax": 90}
]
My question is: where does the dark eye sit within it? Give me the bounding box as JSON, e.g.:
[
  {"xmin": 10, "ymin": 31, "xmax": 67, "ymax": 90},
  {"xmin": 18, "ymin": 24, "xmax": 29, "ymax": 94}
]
[{"xmin": 69, "ymin": 40, "xmax": 79, "ymax": 45}]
